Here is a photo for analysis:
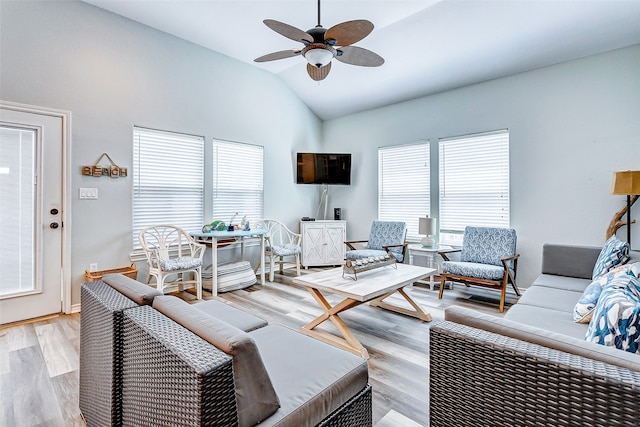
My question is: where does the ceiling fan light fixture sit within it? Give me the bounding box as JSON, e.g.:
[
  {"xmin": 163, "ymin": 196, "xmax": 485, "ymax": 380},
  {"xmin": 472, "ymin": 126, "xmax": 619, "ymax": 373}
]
[
  {"xmin": 304, "ymin": 46, "xmax": 334, "ymax": 68},
  {"xmin": 256, "ymin": 0, "xmax": 383, "ymax": 80}
]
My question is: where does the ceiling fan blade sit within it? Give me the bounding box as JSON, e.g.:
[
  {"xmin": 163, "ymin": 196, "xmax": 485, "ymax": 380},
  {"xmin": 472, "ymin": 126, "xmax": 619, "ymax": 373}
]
[
  {"xmin": 307, "ymin": 62, "xmax": 331, "ymax": 81},
  {"xmin": 254, "ymin": 50, "xmax": 302, "ymax": 63},
  {"xmin": 263, "ymin": 19, "xmax": 313, "ymax": 44},
  {"xmin": 335, "ymin": 46, "xmax": 384, "ymax": 67},
  {"xmin": 325, "ymin": 20, "xmax": 374, "ymax": 46}
]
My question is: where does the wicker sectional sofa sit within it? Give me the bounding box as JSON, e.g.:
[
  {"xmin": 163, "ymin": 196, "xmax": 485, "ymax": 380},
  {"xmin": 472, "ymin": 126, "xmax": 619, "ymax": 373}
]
[
  {"xmin": 430, "ymin": 243, "xmax": 640, "ymax": 427},
  {"xmin": 79, "ymin": 274, "xmax": 372, "ymax": 427}
]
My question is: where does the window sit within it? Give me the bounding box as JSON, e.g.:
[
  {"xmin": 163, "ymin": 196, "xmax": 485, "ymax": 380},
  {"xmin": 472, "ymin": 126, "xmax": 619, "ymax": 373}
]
[
  {"xmin": 378, "ymin": 143, "xmax": 430, "ymax": 242},
  {"xmin": 132, "ymin": 127, "xmax": 204, "ymax": 247},
  {"xmin": 439, "ymin": 130, "xmax": 510, "ymax": 245},
  {"xmin": 212, "ymin": 140, "xmax": 263, "ymax": 225}
]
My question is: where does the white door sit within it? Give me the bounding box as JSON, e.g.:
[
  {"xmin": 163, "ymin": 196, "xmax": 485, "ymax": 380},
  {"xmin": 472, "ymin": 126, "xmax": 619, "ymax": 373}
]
[{"xmin": 0, "ymin": 106, "xmax": 66, "ymax": 325}]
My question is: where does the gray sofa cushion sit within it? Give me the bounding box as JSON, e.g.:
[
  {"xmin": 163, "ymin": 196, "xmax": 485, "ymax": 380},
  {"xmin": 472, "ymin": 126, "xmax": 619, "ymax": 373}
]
[
  {"xmin": 250, "ymin": 324, "xmax": 369, "ymax": 427},
  {"xmin": 446, "ymin": 306, "xmax": 640, "ymax": 371},
  {"xmin": 541, "ymin": 244, "xmax": 601, "ymax": 279},
  {"xmin": 102, "ymin": 273, "xmax": 162, "ymax": 305},
  {"xmin": 531, "ymin": 273, "xmax": 592, "ymax": 293},
  {"xmin": 504, "ymin": 304, "xmax": 588, "ymax": 339},
  {"xmin": 152, "ymin": 296, "xmax": 280, "ymax": 427},
  {"xmin": 517, "ymin": 285, "xmax": 583, "ymax": 313},
  {"xmin": 192, "ymin": 299, "xmax": 267, "ymax": 332}
]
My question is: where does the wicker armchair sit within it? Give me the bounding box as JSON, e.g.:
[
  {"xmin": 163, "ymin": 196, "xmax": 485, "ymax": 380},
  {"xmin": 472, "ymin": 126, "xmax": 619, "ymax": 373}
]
[
  {"xmin": 80, "ymin": 279, "xmax": 372, "ymax": 427},
  {"xmin": 254, "ymin": 219, "xmax": 302, "ymax": 282},
  {"xmin": 138, "ymin": 224, "xmax": 205, "ymax": 299}
]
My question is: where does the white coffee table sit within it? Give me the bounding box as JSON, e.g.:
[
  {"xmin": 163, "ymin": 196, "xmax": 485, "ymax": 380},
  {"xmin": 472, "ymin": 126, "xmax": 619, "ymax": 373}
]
[{"xmin": 292, "ymin": 263, "xmax": 435, "ymax": 358}]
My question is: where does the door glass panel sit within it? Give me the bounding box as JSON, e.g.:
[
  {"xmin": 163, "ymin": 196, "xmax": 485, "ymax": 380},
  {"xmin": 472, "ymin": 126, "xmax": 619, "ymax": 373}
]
[{"xmin": 0, "ymin": 126, "xmax": 36, "ymax": 297}]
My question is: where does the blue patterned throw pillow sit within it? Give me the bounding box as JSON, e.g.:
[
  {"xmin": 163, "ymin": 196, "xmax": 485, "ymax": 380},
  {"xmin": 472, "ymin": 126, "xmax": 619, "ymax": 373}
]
[
  {"xmin": 585, "ymin": 274, "xmax": 640, "ymax": 353},
  {"xmin": 631, "ymin": 262, "xmax": 640, "ymax": 278},
  {"xmin": 592, "ymin": 236, "xmax": 630, "ymax": 280},
  {"xmin": 573, "ymin": 264, "xmax": 635, "ymax": 323}
]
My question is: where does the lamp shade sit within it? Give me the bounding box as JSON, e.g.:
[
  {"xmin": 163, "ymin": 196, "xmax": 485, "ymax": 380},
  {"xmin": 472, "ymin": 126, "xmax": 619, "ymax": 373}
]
[
  {"xmin": 304, "ymin": 48, "xmax": 333, "ymax": 68},
  {"xmin": 612, "ymin": 170, "xmax": 640, "ymax": 195},
  {"xmin": 419, "ymin": 217, "xmax": 437, "ymax": 235}
]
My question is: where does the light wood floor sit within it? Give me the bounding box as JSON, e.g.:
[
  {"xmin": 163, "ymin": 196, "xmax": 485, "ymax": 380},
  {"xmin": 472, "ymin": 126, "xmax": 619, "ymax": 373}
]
[{"xmin": 0, "ymin": 268, "xmax": 518, "ymax": 427}]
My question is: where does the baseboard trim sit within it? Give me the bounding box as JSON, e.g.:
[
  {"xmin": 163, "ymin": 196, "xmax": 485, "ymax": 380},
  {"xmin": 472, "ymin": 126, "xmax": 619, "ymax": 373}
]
[{"xmin": 70, "ymin": 303, "xmax": 81, "ymax": 313}]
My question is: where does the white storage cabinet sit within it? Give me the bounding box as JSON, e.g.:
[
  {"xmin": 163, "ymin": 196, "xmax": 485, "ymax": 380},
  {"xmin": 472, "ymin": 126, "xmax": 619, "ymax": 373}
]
[{"xmin": 300, "ymin": 220, "xmax": 346, "ymax": 267}]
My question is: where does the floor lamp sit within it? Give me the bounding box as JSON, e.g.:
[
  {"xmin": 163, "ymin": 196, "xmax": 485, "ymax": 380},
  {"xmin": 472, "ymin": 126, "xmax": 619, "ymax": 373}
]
[{"xmin": 611, "ymin": 170, "xmax": 640, "ymax": 245}]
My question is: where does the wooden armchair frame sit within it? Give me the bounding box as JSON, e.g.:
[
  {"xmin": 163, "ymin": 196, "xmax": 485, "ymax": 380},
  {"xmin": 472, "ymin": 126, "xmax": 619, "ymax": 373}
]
[{"xmin": 437, "ymin": 248, "xmax": 521, "ymax": 312}]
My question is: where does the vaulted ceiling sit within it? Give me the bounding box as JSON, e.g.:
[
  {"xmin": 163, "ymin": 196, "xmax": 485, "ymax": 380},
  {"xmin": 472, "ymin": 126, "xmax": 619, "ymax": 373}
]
[{"xmin": 83, "ymin": 0, "xmax": 640, "ymax": 120}]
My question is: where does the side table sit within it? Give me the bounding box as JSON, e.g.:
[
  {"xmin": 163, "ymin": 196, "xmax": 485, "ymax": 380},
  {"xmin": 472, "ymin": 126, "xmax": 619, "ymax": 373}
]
[{"xmin": 407, "ymin": 244, "xmax": 453, "ymax": 290}]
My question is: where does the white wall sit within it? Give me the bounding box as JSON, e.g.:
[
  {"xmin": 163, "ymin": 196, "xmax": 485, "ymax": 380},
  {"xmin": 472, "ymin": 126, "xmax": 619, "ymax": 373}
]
[
  {"xmin": 322, "ymin": 45, "xmax": 640, "ymax": 288},
  {"xmin": 0, "ymin": 0, "xmax": 323, "ymax": 305},
  {"xmin": 2, "ymin": 0, "xmax": 639, "ymax": 305}
]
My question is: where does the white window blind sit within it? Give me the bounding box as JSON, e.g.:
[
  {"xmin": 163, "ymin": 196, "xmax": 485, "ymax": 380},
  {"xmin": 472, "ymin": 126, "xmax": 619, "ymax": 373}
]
[
  {"xmin": 212, "ymin": 140, "xmax": 263, "ymax": 225},
  {"xmin": 132, "ymin": 127, "xmax": 204, "ymax": 247},
  {"xmin": 439, "ymin": 130, "xmax": 509, "ymax": 243},
  {"xmin": 378, "ymin": 143, "xmax": 430, "ymax": 242}
]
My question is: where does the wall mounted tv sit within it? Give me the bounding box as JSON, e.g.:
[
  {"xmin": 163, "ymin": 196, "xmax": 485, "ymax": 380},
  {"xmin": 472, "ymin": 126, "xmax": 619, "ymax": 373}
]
[{"xmin": 296, "ymin": 153, "xmax": 351, "ymax": 185}]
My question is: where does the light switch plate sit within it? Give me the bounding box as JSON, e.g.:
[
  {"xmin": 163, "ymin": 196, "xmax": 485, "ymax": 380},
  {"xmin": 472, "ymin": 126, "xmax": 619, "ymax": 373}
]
[{"xmin": 79, "ymin": 187, "xmax": 98, "ymax": 199}]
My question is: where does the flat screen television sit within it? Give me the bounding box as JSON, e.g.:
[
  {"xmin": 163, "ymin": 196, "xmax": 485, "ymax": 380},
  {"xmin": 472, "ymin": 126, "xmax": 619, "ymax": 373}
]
[{"xmin": 296, "ymin": 153, "xmax": 351, "ymax": 185}]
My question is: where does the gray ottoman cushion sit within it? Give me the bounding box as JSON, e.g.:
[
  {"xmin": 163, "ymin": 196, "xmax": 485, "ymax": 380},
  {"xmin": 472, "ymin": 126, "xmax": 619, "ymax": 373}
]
[
  {"xmin": 102, "ymin": 273, "xmax": 162, "ymax": 305},
  {"xmin": 153, "ymin": 296, "xmax": 280, "ymax": 427},
  {"xmin": 193, "ymin": 299, "xmax": 267, "ymax": 332},
  {"xmin": 251, "ymin": 325, "xmax": 369, "ymax": 427}
]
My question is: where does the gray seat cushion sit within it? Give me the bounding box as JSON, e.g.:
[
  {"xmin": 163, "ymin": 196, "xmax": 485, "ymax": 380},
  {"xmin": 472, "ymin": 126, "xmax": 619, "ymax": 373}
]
[
  {"xmin": 504, "ymin": 304, "xmax": 588, "ymax": 340},
  {"xmin": 102, "ymin": 273, "xmax": 162, "ymax": 305},
  {"xmin": 152, "ymin": 296, "xmax": 280, "ymax": 427},
  {"xmin": 531, "ymin": 273, "xmax": 592, "ymax": 293},
  {"xmin": 446, "ymin": 306, "xmax": 640, "ymax": 371},
  {"xmin": 193, "ymin": 299, "xmax": 267, "ymax": 332},
  {"xmin": 517, "ymin": 285, "xmax": 583, "ymax": 313},
  {"xmin": 250, "ymin": 325, "xmax": 369, "ymax": 427}
]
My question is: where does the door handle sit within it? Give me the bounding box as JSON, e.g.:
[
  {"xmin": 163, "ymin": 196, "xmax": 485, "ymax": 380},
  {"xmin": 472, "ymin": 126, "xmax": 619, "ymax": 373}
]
[{"xmin": 50, "ymin": 222, "xmax": 59, "ymax": 229}]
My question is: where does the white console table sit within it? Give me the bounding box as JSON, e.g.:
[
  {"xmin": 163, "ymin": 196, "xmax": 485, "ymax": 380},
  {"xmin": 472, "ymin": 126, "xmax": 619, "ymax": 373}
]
[
  {"xmin": 407, "ymin": 244, "xmax": 453, "ymax": 290},
  {"xmin": 191, "ymin": 228, "xmax": 267, "ymax": 296}
]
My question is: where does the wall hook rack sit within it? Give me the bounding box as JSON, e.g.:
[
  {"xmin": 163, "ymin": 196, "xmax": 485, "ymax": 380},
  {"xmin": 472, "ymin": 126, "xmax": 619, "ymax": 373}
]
[{"xmin": 81, "ymin": 152, "xmax": 128, "ymax": 178}]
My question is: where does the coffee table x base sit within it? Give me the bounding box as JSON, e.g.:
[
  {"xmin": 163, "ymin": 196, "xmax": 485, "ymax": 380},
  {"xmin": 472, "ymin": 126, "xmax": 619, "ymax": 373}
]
[{"xmin": 294, "ymin": 264, "xmax": 435, "ymax": 359}]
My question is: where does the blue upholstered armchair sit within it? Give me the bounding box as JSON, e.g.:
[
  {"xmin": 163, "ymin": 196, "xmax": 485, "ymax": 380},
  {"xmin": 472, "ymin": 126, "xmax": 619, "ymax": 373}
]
[
  {"xmin": 345, "ymin": 221, "xmax": 408, "ymax": 262},
  {"xmin": 438, "ymin": 226, "xmax": 520, "ymax": 312}
]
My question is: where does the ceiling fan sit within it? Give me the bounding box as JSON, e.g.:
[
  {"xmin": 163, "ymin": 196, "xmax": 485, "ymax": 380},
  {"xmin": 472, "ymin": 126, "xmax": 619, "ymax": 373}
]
[{"xmin": 254, "ymin": 0, "xmax": 384, "ymax": 81}]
